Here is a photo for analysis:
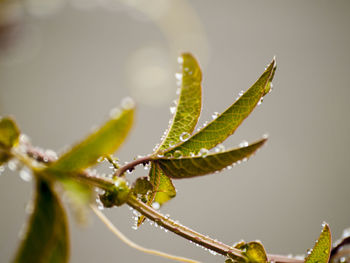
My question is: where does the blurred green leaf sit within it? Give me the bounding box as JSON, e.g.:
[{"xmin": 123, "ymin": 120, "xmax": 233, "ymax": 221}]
[
  {"xmin": 154, "ymin": 138, "xmax": 266, "ymax": 179},
  {"xmin": 305, "ymin": 223, "xmax": 332, "ymax": 263},
  {"xmin": 0, "ymin": 116, "xmax": 20, "ymax": 149},
  {"xmin": 13, "ymin": 179, "xmax": 69, "ymax": 263},
  {"xmin": 46, "ymin": 105, "xmax": 134, "ymax": 173},
  {"xmin": 60, "ymin": 178, "xmax": 93, "ymax": 224},
  {"xmin": 165, "ymin": 59, "xmax": 276, "ymax": 156},
  {"xmin": 0, "ymin": 117, "xmax": 20, "ymax": 164},
  {"xmin": 157, "ymin": 52, "xmax": 202, "ymax": 151}
]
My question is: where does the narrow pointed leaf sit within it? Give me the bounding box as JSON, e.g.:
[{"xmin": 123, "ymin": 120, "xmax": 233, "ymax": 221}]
[
  {"xmin": 305, "ymin": 223, "xmax": 332, "ymax": 263},
  {"xmin": 47, "ymin": 105, "xmax": 134, "ymax": 173},
  {"xmin": 165, "ymin": 59, "xmax": 276, "ymax": 156},
  {"xmin": 154, "ymin": 138, "xmax": 266, "ymax": 179},
  {"xmin": 157, "ymin": 52, "xmax": 202, "ymax": 151},
  {"xmin": 13, "ymin": 179, "xmax": 69, "ymax": 263},
  {"xmin": 140, "ymin": 53, "xmax": 202, "ymax": 221}
]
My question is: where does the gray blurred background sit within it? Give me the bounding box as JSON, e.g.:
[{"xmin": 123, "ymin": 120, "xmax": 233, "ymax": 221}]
[{"xmin": 0, "ymin": 0, "xmax": 350, "ymax": 262}]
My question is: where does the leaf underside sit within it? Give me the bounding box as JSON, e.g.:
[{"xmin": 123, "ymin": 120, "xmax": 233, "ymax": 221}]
[
  {"xmin": 13, "ymin": 179, "xmax": 69, "ymax": 263},
  {"xmin": 155, "ymin": 138, "xmax": 267, "ymax": 179},
  {"xmin": 305, "ymin": 223, "xmax": 332, "ymax": 263}
]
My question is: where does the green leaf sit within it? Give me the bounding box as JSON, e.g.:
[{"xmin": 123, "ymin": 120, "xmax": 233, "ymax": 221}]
[
  {"xmin": 156, "ymin": 52, "xmax": 202, "ymax": 152},
  {"xmin": 305, "ymin": 223, "xmax": 332, "ymax": 263},
  {"xmin": 149, "ymin": 162, "xmax": 176, "ymax": 203},
  {"xmin": 227, "ymin": 241, "xmax": 268, "ymax": 263},
  {"xmin": 13, "ymin": 179, "xmax": 69, "ymax": 263},
  {"xmin": 60, "ymin": 178, "xmax": 93, "ymax": 224},
  {"xmin": 154, "ymin": 138, "xmax": 266, "ymax": 179},
  {"xmin": 165, "ymin": 59, "xmax": 276, "ymax": 156},
  {"xmin": 46, "ymin": 104, "xmax": 134, "ymax": 173},
  {"xmin": 0, "ymin": 116, "xmax": 20, "ymax": 149},
  {"xmin": 139, "ymin": 53, "xmax": 202, "ymax": 224},
  {"xmin": 137, "ymin": 163, "xmax": 176, "ymax": 226},
  {"xmin": 0, "ymin": 117, "xmax": 20, "ymax": 164}
]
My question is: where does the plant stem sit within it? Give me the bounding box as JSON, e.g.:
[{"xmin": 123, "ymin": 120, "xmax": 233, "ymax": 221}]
[
  {"xmin": 20, "ymin": 151, "xmax": 304, "ymax": 263},
  {"xmin": 127, "ymin": 195, "xmax": 303, "ymax": 263},
  {"xmin": 91, "ymin": 205, "xmax": 201, "ymax": 263},
  {"xmin": 113, "ymin": 155, "xmax": 153, "ymax": 177}
]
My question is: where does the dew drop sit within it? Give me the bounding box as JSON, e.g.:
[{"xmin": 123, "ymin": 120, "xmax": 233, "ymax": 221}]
[
  {"xmin": 19, "ymin": 168, "xmax": 32, "ymax": 182},
  {"xmin": 239, "ymin": 140, "xmax": 249, "ymax": 147},
  {"xmin": 169, "ymin": 141, "xmax": 176, "ymax": 147},
  {"xmin": 175, "ymin": 73, "xmax": 182, "ymax": 80},
  {"xmin": 131, "ymin": 225, "xmax": 138, "ymax": 230},
  {"xmin": 199, "ymin": 148, "xmax": 209, "ymax": 157},
  {"xmin": 45, "ymin": 149, "xmax": 58, "ymax": 161},
  {"xmin": 121, "ymin": 97, "xmax": 135, "ymax": 110},
  {"xmin": 25, "ymin": 201, "xmax": 34, "ymax": 214},
  {"xmin": 109, "ymin": 107, "xmax": 121, "ymax": 119},
  {"xmin": 177, "ymin": 56, "xmax": 184, "ymax": 64},
  {"xmin": 342, "ymin": 227, "xmax": 350, "ymax": 238},
  {"xmin": 19, "ymin": 134, "xmax": 31, "ymax": 145},
  {"xmin": 173, "ymin": 150, "xmax": 183, "ymax": 158},
  {"xmin": 0, "ymin": 165, "xmax": 5, "ymax": 175},
  {"xmin": 180, "ymin": 132, "xmax": 190, "ymax": 142},
  {"xmin": 97, "ymin": 156, "xmax": 104, "ymax": 163},
  {"xmin": 157, "ymin": 154, "xmax": 164, "ymax": 158},
  {"xmin": 8, "ymin": 159, "xmax": 19, "ymax": 171},
  {"xmin": 257, "ymin": 97, "xmax": 263, "ymax": 106},
  {"xmin": 215, "ymin": 144, "xmax": 225, "ymax": 153},
  {"xmin": 176, "ymin": 87, "xmax": 181, "ymax": 95},
  {"xmin": 170, "ymin": 106, "xmax": 176, "ymax": 114},
  {"xmin": 211, "ymin": 112, "xmax": 219, "ymax": 120},
  {"xmin": 226, "ymin": 165, "xmax": 232, "ymax": 170},
  {"xmin": 340, "ymin": 257, "xmax": 347, "ymax": 263},
  {"xmin": 152, "ymin": 202, "xmax": 160, "ymax": 210}
]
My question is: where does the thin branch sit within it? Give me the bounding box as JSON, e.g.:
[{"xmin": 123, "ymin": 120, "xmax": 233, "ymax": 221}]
[
  {"xmin": 91, "ymin": 205, "xmax": 201, "ymax": 263},
  {"xmin": 113, "ymin": 155, "xmax": 153, "ymax": 177},
  {"xmin": 20, "ymin": 149, "xmax": 304, "ymax": 263}
]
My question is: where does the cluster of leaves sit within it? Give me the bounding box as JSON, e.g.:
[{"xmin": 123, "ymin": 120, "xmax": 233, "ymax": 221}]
[{"xmin": 0, "ymin": 53, "xmax": 339, "ymax": 263}]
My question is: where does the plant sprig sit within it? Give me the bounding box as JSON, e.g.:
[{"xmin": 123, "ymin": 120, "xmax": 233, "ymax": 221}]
[{"xmin": 0, "ymin": 54, "xmax": 340, "ymax": 263}]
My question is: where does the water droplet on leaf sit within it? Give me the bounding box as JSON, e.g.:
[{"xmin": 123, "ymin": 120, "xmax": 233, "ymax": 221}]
[
  {"xmin": 215, "ymin": 144, "xmax": 225, "ymax": 152},
  {"xmin": 239, "ymin": 140, "xmax": 249, "ymax": 147},
  {"xmin": 173, "ymin": 150, "xmax": 183, "ymax": 158},
  {"xmin": 212, "ymin": 112, "xmax": 219, "ymax": 120},
  {"xmin": 175, "ymin": 73, "xmax": 182, "ymax": 80},
  {"xmin": 179, "ymin": 132, "xmax": 190, "ymax": 142},
  {"xmin": 199, "ymin": 148, "xmax": 209, "ymax": 157},
  {"xmin": 109, "ymin": 107, "xmax": 121, "ymax": 119},
  {"xmin": 19, "ymin": 168, "xmax": 32, "ymax": 182},
  {"xmin": 121, "ymin": 97, "xmax": 135, "ymax": 110}
]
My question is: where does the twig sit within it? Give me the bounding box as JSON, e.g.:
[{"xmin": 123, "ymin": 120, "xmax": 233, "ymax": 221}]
[
  {"xmin": 91, "ymin": 205, "xmax": 201, "ymax": 263},
  {"xmin": 19, "ymin": 150, "xmax": 304, "ymax": 263},
  {"xmin": 113, "ymin": 156, "xmax": 153, "ymax": 177}
]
